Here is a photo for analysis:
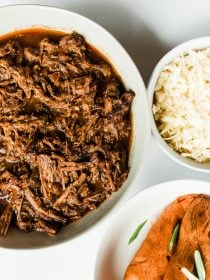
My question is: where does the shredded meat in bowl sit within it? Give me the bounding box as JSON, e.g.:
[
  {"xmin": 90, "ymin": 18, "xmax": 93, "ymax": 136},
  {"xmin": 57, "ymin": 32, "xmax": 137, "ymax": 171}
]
[{"xmin": 0, "ymin": 30, "xmax": 134, "ymax": 236}]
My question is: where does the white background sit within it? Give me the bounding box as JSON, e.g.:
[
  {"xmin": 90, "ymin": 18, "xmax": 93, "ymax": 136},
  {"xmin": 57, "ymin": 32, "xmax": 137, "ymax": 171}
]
[{"xmin": 0, "ymin": 1, "xmax": 210, "ymax": 279}]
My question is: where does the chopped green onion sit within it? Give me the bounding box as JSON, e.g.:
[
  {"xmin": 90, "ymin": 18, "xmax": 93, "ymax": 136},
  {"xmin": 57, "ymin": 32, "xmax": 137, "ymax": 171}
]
[
  {"xmin": 194, "ymin": 250, "xmax": 206, "ymax": 280},
  {"xmin": 181, "ymin": 267, "xmax": 199, "ymax": 280},
  {"xmin": 168, "ymin": 223, "xmax": 180, "ymax": 252},
  {"xmin": 128, "ymin": 220, "xmax": 147, "ymax": 245}
]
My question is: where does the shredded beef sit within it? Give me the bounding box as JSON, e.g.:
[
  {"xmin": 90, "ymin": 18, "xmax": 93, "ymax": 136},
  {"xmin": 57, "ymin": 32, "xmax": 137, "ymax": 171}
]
[{"xmin": 0, "ymin": 31, "xmax": 134, "ymax": 236}]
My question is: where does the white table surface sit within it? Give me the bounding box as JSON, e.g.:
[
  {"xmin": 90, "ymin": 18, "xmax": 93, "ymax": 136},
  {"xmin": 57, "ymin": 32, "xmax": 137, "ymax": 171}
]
[{"xmin": 0, "ymin": 1, "xmax": 210, "ymax": 279}]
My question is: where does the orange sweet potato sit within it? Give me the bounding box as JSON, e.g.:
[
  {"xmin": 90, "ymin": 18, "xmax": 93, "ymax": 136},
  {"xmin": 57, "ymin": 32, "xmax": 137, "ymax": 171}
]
[{"xmin": 124, "ymin": 194, "xmax": 200, "ymax": 280}]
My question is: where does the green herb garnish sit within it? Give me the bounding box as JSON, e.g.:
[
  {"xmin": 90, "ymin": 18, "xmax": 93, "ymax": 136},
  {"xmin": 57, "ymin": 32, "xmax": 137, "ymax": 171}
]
[
  {"xmin": 128, "ymin": 220, "xmax": 147, "ymax": 245},
  {"xmin": 194, "ymin": 250, "xmax": 206, "ymax": 280},
  {"xmin": 169, "ymin": 223, "xmax": 180, "ymax": 252}
]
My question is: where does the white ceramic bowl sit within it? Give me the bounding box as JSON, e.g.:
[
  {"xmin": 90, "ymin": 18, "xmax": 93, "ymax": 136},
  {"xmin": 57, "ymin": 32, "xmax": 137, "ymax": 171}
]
[
  {"xmin": 0, "ymin": 5, "xmax": 150, "ymax": 248},
  {"xmin": 148, "ymin": 37, "xmax": 210, "ymax": 172}
]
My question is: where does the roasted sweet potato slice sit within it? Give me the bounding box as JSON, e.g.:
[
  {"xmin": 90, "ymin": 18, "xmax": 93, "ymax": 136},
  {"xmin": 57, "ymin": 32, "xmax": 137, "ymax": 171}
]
[
  {"xmin": 124, "ymin": 194, "xmax": 200, "ymax": 280},
  {"xmin": 163, "ymin": 195, "xmax": 210, "ymax": 279}
]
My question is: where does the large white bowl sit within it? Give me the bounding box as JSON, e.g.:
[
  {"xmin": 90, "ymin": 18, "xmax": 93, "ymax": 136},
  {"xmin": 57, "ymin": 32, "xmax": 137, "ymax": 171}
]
[
  {"xmin": 148, "ymin": 37, "xmax": 210, "ymax": 172},
  {"xmin": 0, "ymin": 5, "xmax": 150, "ymax": 248}
]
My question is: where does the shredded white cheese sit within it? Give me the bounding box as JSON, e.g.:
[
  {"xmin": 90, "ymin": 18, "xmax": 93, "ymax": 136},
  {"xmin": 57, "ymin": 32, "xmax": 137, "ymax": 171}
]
[{"xmin": 153, "ymin": 48, "xmax": 210, "ymax": 162}]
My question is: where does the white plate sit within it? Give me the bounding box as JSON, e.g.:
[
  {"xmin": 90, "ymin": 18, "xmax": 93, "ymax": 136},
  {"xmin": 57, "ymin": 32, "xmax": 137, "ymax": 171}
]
[{"xmin": 95, "ymin": 179, "xmax": 210, "ymax": 280}]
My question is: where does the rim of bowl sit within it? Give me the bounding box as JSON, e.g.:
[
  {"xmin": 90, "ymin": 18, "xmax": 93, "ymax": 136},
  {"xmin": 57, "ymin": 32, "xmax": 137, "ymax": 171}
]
[
  {"xmin": 0, "ymin": 4, "xmax": 151, "ymax": 249},
  {"xmin": 148, "ymin": 37, "xmax": 210, "ymax": 172}
]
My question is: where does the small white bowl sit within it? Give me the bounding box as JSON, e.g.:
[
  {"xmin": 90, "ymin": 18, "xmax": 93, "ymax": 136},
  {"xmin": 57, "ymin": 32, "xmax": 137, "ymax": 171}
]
[
  {"xmin": 148, "ymin": 37, "xmax": 210, "ymax": 172},
  {"xmin": 0, "ymin": 5, "xmax": 150, "ymax": 248}
]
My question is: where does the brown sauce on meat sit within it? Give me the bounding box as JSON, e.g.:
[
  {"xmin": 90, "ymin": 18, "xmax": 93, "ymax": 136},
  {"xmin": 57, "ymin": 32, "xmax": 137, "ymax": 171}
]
[
  {"xmin": 0, "ymin": 28, "xmax": 134, "ymax": 236},
  {"xmin": 0, "ymin": 28, "xmax": 119, "ymax": 73},
  {"xmin": 0, "ymin": 28, "xmax": 67, "ymax": 46}
]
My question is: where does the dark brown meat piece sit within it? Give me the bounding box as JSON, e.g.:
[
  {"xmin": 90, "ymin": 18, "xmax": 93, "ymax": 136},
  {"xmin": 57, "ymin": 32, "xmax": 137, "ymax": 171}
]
[
  {"xmin": 0, "ymin": 31, "xmax": 134, "ymax": 236},
  {"xmin": 59, "ymin": 33, "xmax": 86, "ymax": 57}
]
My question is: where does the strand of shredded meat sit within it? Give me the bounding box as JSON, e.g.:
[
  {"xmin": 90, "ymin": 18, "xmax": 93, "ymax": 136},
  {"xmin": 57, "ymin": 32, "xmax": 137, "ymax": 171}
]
[{"xmin": 0, "ymin": 31, "xmax": 134, "ymax": 236}]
